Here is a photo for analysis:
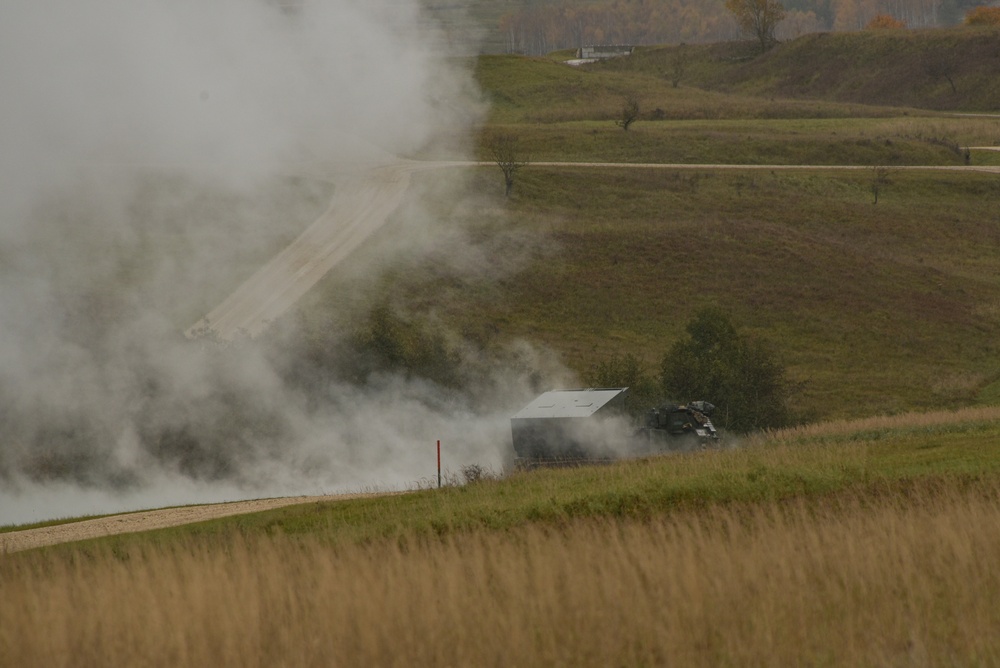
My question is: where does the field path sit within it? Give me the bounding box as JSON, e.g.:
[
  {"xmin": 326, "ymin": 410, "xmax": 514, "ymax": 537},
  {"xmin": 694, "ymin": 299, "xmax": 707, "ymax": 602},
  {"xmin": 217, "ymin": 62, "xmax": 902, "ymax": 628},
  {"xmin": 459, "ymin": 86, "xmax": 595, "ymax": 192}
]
[
  {"xmin": 186, "ymin": 159, "xmax": 467, "ymax": 341},
  {"xmin": 0, "ymin": 493, "xmax": 393, "ymax": 554}
]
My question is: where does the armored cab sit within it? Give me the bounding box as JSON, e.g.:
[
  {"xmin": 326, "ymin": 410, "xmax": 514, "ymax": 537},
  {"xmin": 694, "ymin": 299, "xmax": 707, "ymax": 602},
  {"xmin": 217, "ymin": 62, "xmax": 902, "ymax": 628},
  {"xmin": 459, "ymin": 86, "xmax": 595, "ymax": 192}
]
[{"xmin": 639, "ymin": 401, "xmax": 719, "ymax": 451}]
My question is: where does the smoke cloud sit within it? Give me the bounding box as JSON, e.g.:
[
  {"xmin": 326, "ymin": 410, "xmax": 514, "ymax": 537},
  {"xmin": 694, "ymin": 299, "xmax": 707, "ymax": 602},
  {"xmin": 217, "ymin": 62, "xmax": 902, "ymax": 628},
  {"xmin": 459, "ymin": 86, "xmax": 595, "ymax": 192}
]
[{"xmin": 0, "ymin": 0, "xmax": 553, "ymax": 525}]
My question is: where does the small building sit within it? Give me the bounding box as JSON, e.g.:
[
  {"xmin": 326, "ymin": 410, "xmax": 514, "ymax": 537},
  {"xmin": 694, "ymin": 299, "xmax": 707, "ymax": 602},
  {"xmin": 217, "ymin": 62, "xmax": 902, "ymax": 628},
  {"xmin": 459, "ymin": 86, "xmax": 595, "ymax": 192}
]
[
  {"xmin": 576, "ymin": 45, "xmax": 635, "ymax": 60},
  {"xmin": 510, "ymin": 388, "xmax": 630, "ymax": 464}
]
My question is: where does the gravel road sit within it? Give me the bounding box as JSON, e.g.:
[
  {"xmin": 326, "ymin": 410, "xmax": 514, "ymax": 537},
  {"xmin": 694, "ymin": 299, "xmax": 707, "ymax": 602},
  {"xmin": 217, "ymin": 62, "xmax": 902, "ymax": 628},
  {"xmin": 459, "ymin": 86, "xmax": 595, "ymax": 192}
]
[
  {"xmin": 185, "ymin": 159, "xmax": 469, "ymax": 341},
  {"xmin": 0, "ymin": 493, "xmax": 386, "ymax": 554}
]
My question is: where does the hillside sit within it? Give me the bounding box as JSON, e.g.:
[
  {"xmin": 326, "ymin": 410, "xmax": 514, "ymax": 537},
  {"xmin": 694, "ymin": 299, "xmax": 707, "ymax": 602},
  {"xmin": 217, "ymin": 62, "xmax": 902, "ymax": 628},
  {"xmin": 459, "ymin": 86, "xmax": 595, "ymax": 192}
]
[
  {"xmin": 425, "ymin": 0, "xmax": 990, "ymax": 55},
  {"xmin": 295, "ymin": 32, "xmax": 1000, "ymax": 427},
  {"xmin": 603, "ymin": 27, "xmax": 1000, "ymax": 112}
]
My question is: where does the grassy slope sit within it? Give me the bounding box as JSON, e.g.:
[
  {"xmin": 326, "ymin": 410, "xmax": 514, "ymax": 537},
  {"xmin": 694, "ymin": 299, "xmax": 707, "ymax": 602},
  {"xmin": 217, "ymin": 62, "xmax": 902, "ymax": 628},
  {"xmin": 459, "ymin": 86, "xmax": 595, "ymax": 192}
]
[
  {"xmin": 620, "ymin": 27, "xmax": 1000, "ymax": 113},
  {"xmin": 416, "ymin": 33, "xmax": 1000, "ymax": 422},
  {"xmin": 379, "ymin": 162, "xmax": 1000, "ymax": 421}
]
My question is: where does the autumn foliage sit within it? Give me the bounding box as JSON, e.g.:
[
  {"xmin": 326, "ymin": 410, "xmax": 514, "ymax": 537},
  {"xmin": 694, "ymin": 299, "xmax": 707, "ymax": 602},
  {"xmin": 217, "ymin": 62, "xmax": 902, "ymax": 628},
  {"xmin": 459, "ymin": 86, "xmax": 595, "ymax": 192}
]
[
  {"xmin": 865, "ymin": 13, "xmax": 907, "ymax": 28},
  {"xmin": 499, "ymin": 0, "xmax": 735, "ymax": 55},
  {"xmin": 965, "ymin": 6, "xmax": 1000, "ymax": 25},
  {"xmin": 725, "ymin": 0, "xmax": 788, "ymax": 51}
]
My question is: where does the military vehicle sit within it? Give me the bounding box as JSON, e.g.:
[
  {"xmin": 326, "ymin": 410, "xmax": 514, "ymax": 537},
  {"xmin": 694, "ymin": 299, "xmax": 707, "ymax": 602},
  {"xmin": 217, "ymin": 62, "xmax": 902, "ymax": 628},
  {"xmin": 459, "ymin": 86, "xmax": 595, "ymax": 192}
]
[{"xmin": 637, "ymin": 401, "xmax": 719, "ymax": 451}]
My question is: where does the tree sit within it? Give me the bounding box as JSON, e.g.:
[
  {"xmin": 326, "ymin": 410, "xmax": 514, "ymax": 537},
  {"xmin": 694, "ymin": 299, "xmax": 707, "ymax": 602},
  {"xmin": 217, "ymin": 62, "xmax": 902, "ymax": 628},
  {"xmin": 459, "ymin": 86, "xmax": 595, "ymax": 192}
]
[
  {"xmin": 725, "ymin": 0, "xmax": 786, "ymax": 53},
  {"xmin": 486, "ymin": 131, "xmax": 529, "ymax": 197},
  {"xmin": 660, "ymin": 308, "xmax": 790, "ymax": 433},
  {"xmin": 615, "ymin": 94, "xmax": 640, "ymax": 131},
  {"xmin": 870, "ymin": 166, "xmax": 895, "ymax": 205},
  {"xmin": 865, "ymin": 14, "xmax": 906, "ymax": 29},
  {"xmin": 349, "ymin": 305, "xmax": 462, "ymax": 388},
  {"xmin": 922, "ymin": 50, "xmax": 957, "ymax": 94},
  {"xmin": 965, "ymin": 6, "xmax": 1000, "ymax": 25},
  {"xmin": 668, "ymin": 44, "xmax": 689, "ymax": 88},
  {"xmin": 585, "ymin": 352, "xmax": 661, "ymax": 417}
]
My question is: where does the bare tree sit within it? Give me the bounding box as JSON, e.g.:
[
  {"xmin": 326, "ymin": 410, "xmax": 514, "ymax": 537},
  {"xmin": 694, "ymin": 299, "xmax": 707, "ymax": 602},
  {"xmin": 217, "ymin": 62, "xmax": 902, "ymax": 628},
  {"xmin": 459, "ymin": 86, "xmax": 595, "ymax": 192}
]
[
  {"xmin": 487, "ymin": 132, "xmax": 529, "ymax": 197},
  {"xmin": 615, "ymin": 94, "xmax": 640, "ymax": 131},
  {"xmin": 870, "ymin": 166, "xmax": 895, "ymax": 205},
  {"xmin": 725, "ymin": 0, "xmax": 786, "ymax": 53},
  {"xmin": 923, "ymin": 51, "xmax": 958, "ymax": 94}
]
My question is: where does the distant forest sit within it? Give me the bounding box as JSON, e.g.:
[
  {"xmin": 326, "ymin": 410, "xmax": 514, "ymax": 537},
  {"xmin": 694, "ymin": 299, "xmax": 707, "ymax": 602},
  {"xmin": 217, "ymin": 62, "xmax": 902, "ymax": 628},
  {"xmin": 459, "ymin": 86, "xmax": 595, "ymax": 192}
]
[{"xmin": 496, "ymin": 0, "xmax": 985, "ymax": 54}]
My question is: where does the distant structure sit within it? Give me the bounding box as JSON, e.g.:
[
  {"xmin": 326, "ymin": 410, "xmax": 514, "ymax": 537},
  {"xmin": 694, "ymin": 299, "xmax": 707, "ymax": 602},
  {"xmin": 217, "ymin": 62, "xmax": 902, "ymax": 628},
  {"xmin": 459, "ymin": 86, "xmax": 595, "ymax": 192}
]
[
  {"xmin": 573, "ymin": 45, "xmax": 635, "ymax": 62},
  {"xmin": 567, "ymin": 45, "xmax": 635, "ymax": 66}
]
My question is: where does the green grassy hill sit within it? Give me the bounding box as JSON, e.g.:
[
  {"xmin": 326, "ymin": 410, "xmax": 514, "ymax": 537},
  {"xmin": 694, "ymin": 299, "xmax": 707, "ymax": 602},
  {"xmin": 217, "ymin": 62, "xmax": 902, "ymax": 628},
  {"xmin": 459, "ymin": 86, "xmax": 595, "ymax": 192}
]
[
  {"xmin": 375, "ymin": 164, "xmax": 1000, "ymax": 422},
  {"xmin": 606, "ymin": 27, "xmax": 1000, "ymax": 112},
  {"xmin": 344, "ymin": 31, "xmax": 1000, "ymax": 425}
]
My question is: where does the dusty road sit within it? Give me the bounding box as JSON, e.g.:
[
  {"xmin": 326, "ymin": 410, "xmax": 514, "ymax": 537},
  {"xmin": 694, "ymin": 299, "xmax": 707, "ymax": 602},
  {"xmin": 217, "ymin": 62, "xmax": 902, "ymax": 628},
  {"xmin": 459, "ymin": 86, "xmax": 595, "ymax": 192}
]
[
  {"xmin": 186, "ymin": 160, "xmax": 469, "ymax": 341},
  {"xmin": 0, "ymin": 493, "xmax": 390, "ymax": 554},
  {"xmin": 187, "ymin": 162, "xmax": 415, "ymax": 340}
]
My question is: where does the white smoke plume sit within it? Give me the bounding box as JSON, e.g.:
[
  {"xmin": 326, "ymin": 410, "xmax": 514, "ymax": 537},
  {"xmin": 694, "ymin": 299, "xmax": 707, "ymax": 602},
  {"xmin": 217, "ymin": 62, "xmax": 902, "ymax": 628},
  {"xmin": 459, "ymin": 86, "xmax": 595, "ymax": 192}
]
[{"xmin": 0, "ymin": 0, "xmax": 557, "ymax": 525}]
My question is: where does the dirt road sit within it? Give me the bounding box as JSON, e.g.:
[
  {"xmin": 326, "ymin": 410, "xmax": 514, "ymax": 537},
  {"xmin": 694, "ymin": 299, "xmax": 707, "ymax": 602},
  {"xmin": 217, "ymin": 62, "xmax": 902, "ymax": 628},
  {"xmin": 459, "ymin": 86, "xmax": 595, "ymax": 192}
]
[
  {"xmin": 185, "ymin": 160, "xmax": 467, "ymax": 341},
  {"xmin": 187, "ymin": 162, "xmax": 410, "ymax": 340},
  {"xmin": 0, "ymin": 493, "xmax": 389, "ymax": 554}
]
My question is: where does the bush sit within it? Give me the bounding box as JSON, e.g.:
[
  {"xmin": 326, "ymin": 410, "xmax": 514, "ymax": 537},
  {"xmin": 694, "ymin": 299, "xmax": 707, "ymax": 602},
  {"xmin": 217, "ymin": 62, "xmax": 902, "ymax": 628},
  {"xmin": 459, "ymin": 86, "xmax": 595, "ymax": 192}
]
[
  {"xmin": 865, "ymin": 14, "xmax": 906, "ymax": 29},
  {"xmin": 585, "ymin": 352, "xmax": 662, "ymax": 417},
  {"xmin": 347, "ymin": 305, "xmax": 463, "ymax": 388},
  {"xmin": 660, "ymin": 308, "xmax": 790, "ymax": 433},
  {"xmin": 965, "ymin": 6, "xmax": 1000, "ymax": 25}
]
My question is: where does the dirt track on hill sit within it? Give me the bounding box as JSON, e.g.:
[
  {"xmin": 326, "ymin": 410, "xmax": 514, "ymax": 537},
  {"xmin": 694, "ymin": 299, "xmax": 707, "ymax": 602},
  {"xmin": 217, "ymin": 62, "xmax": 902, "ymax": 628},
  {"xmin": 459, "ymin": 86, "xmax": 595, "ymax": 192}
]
[
  {"xmin": 185, "ymin": 159, "xmax": 474, "ymax": 341},
  {"xmin": 0, "ymin": 493, "xmax": 390, "ymax": 554}
]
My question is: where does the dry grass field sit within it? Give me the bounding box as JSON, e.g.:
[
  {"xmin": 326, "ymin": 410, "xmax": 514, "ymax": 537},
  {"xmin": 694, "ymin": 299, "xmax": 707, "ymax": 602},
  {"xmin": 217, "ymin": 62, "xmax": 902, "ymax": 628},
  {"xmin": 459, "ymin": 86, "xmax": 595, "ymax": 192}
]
[
  {"xmin": 5, "ymin": 408, "xmax": 1000, "ymax": 666},
  {"xmin": 3, "ymin": 473, "xmax": 999, "ymax": 666}
]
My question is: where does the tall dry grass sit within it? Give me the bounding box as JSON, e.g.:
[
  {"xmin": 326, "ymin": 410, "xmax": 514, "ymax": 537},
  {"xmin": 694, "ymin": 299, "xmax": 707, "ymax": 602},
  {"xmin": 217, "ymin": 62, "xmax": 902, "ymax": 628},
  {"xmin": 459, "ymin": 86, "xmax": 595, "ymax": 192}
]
[
  {"xmin": 749, "ymin": 404, "xmax": 1000, "ymax": 446},
  {"xmin": 3, "ymin": 477, "xmax": 999, "ymax": 666}
]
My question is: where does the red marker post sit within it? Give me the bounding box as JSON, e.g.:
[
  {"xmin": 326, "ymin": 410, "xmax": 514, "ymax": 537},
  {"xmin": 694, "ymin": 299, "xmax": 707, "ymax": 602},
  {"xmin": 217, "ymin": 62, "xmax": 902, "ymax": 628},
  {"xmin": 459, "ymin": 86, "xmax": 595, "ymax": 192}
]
[{"xmin": 437, "ymin": 439, "xmax": 441, "ymax": 489}]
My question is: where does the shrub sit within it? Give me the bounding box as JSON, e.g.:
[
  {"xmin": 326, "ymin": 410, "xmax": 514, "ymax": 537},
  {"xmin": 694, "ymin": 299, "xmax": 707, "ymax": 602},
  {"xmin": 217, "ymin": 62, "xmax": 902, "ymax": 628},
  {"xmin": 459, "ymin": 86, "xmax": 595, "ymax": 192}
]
[
  {"xmin": 348, "ymin": 305, "xmax": 463, "ymax": 388},
  {"xmin": 585, "ymin": 352, "xmax": 662, "ymax": 417},
  {"xmin": 865, "ymin": 14, "xmax": 907, "ymax": 29},
  {"xmin": 965, "ymin": 6, "xmax": 1000, "ymax": 25},
  {"xmin": 660, "ymin": 308, "xmax": 790, "ymax": 433}
]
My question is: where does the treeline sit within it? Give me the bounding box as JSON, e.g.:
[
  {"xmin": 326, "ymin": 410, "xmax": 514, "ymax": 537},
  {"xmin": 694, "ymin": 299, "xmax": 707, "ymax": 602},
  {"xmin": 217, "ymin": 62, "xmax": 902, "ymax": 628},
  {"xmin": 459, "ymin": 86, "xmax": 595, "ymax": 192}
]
[
  {"xmin": 498, "ymin": 0, "xmax": 982, "ymax": 54},
  {"xmin": 499, "ymin": 0, "xmax": 737, "ymax": 55}
]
